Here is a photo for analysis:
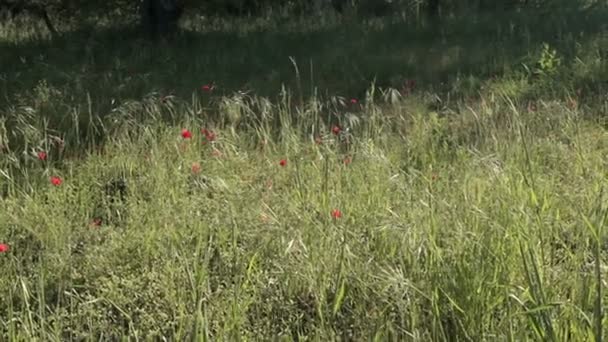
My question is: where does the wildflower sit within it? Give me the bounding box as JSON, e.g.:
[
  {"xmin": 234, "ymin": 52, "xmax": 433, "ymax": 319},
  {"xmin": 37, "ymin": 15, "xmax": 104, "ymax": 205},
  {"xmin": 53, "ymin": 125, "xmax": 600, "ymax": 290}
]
[
  {"xmin": 201, "ymin": 84, "xmax": 213, "ymax": 92},
  {"xmin": 205, "ymin": 131, "xmax": 216, "ymax": 142},
  {"xmin": 331, "ymin": 125, "xmax": 341, "ymax": 135},
  {"xmin": 37, "ymin": 151, "xmax": 47, "ymax": 161},
  {"xmin": 191, "ymin": 162, "xmax": 202, "ymax": 174},
  {"xmin": 331, "ymin": 208, "xmax": 342, "ymax": 219},
  {"xmin": 279, "ymin": 159, "xmax": 287, "ymax": 167},
  {"xmin": 201, "ymin": 128, "xmax": 216, "ymax": 144},
  {"xmin": 181, "ymin": 129, "xmax": 192, "ymax": 139},
  {"xmin": 91, "ymin": 218, "xmax": 102, "ymax": 227},
  {"xmin": 350, "ymin": 98, "xmax": 358, "ymax": 104},
  {"xmin": 50, "ymin": 176, "xmax": 62, "ymax": 186},
  {"xmin": 0, "ymin": 243, "xmax": 9, "ymax": 253}
]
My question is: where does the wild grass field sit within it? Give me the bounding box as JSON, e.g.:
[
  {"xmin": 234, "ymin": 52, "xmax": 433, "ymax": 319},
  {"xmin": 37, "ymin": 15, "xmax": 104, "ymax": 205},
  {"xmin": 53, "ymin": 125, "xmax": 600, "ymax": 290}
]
[{"xmin": 1, "ymin": 5, "xmax": 608, "ymax": 341}]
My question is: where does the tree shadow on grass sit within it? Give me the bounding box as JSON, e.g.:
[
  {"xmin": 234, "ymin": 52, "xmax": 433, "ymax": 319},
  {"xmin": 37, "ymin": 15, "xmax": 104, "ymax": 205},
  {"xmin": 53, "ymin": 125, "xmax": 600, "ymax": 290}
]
[{"xmin": 0, "ymin": 7, "xmax": 607, "ymax": 148}]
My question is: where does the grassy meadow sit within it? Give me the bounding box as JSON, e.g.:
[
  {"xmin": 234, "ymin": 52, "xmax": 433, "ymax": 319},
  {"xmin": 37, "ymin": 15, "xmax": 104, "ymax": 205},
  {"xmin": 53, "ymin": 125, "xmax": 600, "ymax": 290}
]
[{"xmin": 1, "ymin": 6, "xmax": 608, "ymax": 340}]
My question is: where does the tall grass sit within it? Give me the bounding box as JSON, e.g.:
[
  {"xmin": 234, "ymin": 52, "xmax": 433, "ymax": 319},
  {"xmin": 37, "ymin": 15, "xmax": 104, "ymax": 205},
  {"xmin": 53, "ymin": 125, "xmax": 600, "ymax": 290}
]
[{"xmin": 1, "ymin": 7, "xmax": 608, "ymax": 340}]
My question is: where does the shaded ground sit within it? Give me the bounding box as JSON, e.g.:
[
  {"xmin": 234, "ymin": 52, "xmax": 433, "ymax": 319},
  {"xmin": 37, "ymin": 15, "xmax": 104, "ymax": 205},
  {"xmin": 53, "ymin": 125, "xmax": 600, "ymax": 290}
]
[
  {"xmin": 0, "ymin": 7, "xmax": 607, "ymax": 152},
  {"xmin": 1, "ymin": 7, "xmax": 607, "ymax": 99}
]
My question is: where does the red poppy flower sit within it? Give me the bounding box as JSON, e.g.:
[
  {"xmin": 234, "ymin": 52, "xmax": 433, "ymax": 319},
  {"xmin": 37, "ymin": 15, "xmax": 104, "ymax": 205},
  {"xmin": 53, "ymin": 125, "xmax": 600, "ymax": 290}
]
[
  {"xmin": 0, "ymin": 243, "xmax": 9, "ymax": 253},
  {"xmin": 279, "ymin": 159, "xmax": 287, "ymax": 167},
  {"xmin": 37, "ymin": 151, "xmax": 47, "ymax": 161},
  {"xmin": 331, "ymin": 125, "xmax": 341, "ymax": 135},
  {"xmin": 350, "ymin": 98, "xmax": 358, "ymax": 104},
  {"xmin": 201, "ymin": 129, "xmax": 216, "ymax": 144},
  {"xmin": 205, "ymin": 131, "xmax": 216, "ymax": 142},
  {"xmin": 191, "ymin": 162, "xmax": 202, "ymax": 174},
  {"xmin": 331, "ymin": 209, "xmax": 342, "ymax": 219},
  {"xmin": 181, "ymin": 129, "xmax": 192, "ymax": 139},
  {"xmin": 201, "ymin": 84, "xmax": 213, "ymax": 92},
  {"xmin": 50, "ymin": 176, "xmax": 62, "ymax": 186}
]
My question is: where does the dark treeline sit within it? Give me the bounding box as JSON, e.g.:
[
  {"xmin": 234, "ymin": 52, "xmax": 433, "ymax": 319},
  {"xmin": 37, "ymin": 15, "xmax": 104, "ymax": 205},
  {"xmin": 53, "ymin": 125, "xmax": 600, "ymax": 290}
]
[{"xmin": 0, "ymin": 0, "xmax": 599, "ymax": 38}]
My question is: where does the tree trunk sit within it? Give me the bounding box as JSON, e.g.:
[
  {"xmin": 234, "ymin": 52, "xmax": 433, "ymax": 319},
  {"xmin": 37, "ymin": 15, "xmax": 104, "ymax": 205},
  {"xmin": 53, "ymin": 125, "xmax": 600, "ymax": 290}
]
[
  {"xmin": 141, "ymin": 0, "xmax": 182, "ymax": 38},
  {"xmin": 427, "ymin": 0, "xmax": 440, "ymax": 19}
]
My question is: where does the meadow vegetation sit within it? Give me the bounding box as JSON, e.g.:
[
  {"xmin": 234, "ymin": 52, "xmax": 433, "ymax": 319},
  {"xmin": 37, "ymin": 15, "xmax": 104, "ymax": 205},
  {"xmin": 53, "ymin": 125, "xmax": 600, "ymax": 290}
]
[{"xmin": 1, "ymin": 3, "xmax": 608, "ymax": 340}]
